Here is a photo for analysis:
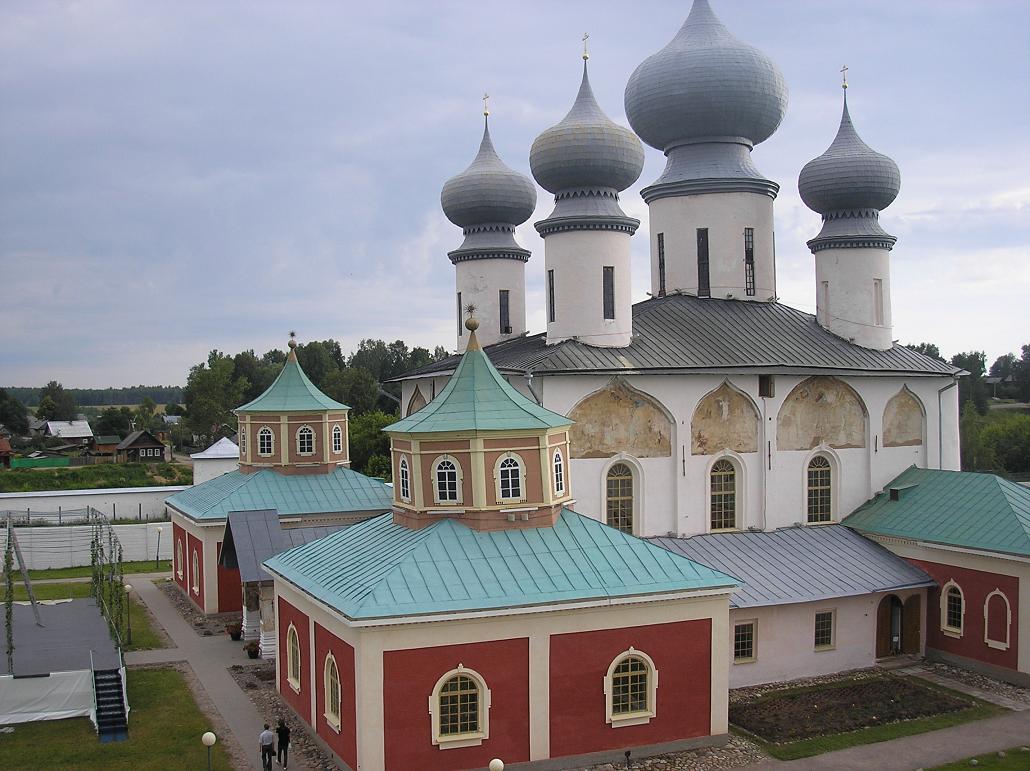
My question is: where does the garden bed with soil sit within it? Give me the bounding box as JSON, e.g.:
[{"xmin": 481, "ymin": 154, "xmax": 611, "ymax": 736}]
[
  {"xmin": 730, "ymin": 675, "xmax": 968, "ymax": 744},
  {"xmin": 155, "ymin": 578, "xmax": 239, "ymax": 637}
]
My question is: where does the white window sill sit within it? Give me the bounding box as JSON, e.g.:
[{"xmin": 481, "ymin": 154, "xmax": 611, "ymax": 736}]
[
  {"xmin": 434, "ymin": 733, "xmax": 485, "ymax": 749},
  {"xmin": 608, "ymin": 711, "xmax": 654, "ymax": 728},
  {"xmin": 323, "ymin": 715, "xmax": 341, "ymax": 733},
  {"xmin": 814, "ymin": 644, "xmax": 835, "ymax": 652},
  {"xmin": 287, "ymin": 679, "xmax": 301, "ymax": 695},
  {"xmin": 733, "ymin": 657, "xmax": 757, "ymax": 665},
  {"xmin": 942, "ymin": 627, "xmax": 963, "ymax": 639},
  {"xmin": 985, "ymin": 639, "xmax": 1009, "ymax": 651}
]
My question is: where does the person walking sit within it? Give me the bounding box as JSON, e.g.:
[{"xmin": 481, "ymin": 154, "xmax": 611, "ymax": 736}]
[
  {"xmin": 275, "ymin": 718, "xmax": 291, "ymax": 768},
  {"xmin": 259, "ymin": 723, "xmax": 275, "ymax": 771}
]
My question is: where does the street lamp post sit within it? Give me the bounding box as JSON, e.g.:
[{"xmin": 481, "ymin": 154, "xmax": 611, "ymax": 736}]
[
  {"xmin": 124, "ymin": 584, "xmax": 133, "ymax": 646},
  {"xmin": 201, "ymin": 731, "xmax": 217, "ymax": 771},
  {"xmin": 155, "ymin": 526, "xmax": 163, "ymax": 570}
]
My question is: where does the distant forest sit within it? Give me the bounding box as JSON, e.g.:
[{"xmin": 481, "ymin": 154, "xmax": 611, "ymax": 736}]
[{"xmin": 3, "ymin": 385, "xmax": 183, "ymax": 408}]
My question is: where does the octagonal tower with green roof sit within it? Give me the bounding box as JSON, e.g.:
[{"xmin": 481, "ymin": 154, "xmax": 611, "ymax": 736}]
[{"xmin": 386, "ymin": 317, "xmax": 574, "ymax": 530}]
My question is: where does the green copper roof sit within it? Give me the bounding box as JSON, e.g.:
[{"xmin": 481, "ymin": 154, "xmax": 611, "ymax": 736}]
[
  {"xmin": 166, "ymin": 467, "xmax": 391, "ymax": 522},
  {"xmin": 263, "ymin": 508, "xmax": 737, "ymax": 620},
  {"xmin": 236, "ymin": 350, "xmax": 348, "ymax": 413},
  {"xmin": 386, "ymin": 331, "xmax": 570, "ymax": 434},
  {"xmin": 845, "ymin": 466, "xmax": 1030, "ymax": 558}
]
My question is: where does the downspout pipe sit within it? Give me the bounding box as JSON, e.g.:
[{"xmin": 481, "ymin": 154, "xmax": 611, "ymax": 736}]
[
  {"xmin": 937, "ymin": 377, "xmax": 958, "ymax": 470},
  {"xmin": 524, "ymin": 371, "xmax": 544, "ymax": 406}
]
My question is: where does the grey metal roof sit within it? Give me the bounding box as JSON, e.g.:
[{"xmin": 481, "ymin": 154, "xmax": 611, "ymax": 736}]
[
  {"xmin": 624, "ymin": 0, "xmax": 787, "ymax": 153},
  {"xmin": 219, "ymin": 509, "xmax": 350, "ymax": 583},
  {"xmin": 395, "ymin": 295, "xmax": 958, "ymax": 380},
  {"xmin": 799, "ymin": 93, "xmax": 901, "ymax": 215},
  {"xmin": 116, "ymin": 429, "xmax": 162, "ymax": 450},
  {"xmin": 649, "ymin": 525, "xmax": 934, "ymax": 608},
  {"xmin": 6, "ymin": 599, "xmax": 120, "ymax": 675}
]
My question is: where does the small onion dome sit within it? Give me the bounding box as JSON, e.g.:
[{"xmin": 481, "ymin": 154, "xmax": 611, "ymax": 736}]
[
  {"xmin": 530, "ymin": 61, "xmax": 644, "ymax": 194},
  {"xmin": 624, "ymin": 0, "xmax": 788, "ymax": 152},
  {"xmin": 441, "ymin": 117, "xmax": 537, "ymax": 228},
  {"xmin": 799, "ymin": 93, "xmax": 901, "ymax": 214}
]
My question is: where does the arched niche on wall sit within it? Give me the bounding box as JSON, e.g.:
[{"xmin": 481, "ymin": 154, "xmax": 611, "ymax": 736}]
[
  {"xmin": 406, "ymin": 386, "xmax": 427, "ymax": 417},
  {"xmin": 691, "ymin": 381, "xmax": 760, "ymax": 455},
  {"xmin": 776, "ymin": 376, "xmax": 867, "ymax": 451},
  {"xmin": 882, "ymin": 386, "xmax": 925, "ymax": 448},
  {"xmin": 568, "ymin": 379, "xmax": 673, "ymax": 459}
]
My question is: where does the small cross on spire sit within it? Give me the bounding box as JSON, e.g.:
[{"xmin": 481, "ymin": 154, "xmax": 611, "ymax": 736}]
[
  {"xmin": 582, "ymin": 32, "xmax": 590, "ymax": 61},
  {"xmin": 482, "ymin": 92, "xmax": 490, "ymax": 117},
  {"xmin": 840, "ymin": 64, "xmax": 848, "ymax": 90}
]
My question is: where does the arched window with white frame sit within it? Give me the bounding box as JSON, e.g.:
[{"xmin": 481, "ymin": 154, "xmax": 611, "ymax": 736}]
[
  {"xmin": 429, "ymin": 666, "xmax": 491, "ymax": 748},
  {"xmin": 941, "ymin": 580, "xmax": 964, "ymax": 637},
  {"xmin": 606, "ymin": 463, "xmax": 635, "ymax": 534},
  {"xmin": 398, "ymin": 456, "xmax": 411, "ymax": 501},
  {"xmin": 191, "ymin": 550, "xmax": 199, "ymax": 594},
  {"xmin": 553, "ymin": 449, "xmax": 565, "ymax": 496},
  {"xmin": 239, "ymin": 428, "xmax": 246, "ymax": 454},
  {"xmin": 984, "ymin": 589, "xmax": 1012, "ymax": 650},
  {"xmin": 324, "ymin": 653, "xmax": 341, "ymax": 728},
  {"xmin": 494, "ymin": 453, "xmax": 525, "ymax": 502},
  {"xmin": 176, "ymin": 539, "xmax": 183, "ymax": 579},
  {"xmin": 604, "ymin": 648, "xmax": 658, "ymax": 727},
  {"xmin": 296, "ymin": 425, "xmax": 315, "ymax": 456},
  {"xmin": 258, "ymin": 426, "xmax": 274, "ymax": 456},
  {"xmin": 806, "ymin": 454, "xmax": 833, "ymax": 523},
  {"xmin": 332, "ymin": 424, "xmax": 343, "ymax": 454},
  {"xmin": 286, "ymin": 624, "xmax": 302, "ymax": 691},
  {"xmin": 433, "ymin": 456, "xmax": 462, "ymax": 504},
  {"xmin": 710, "ymin": 458, "xmax": 738, "ymax": 531}
]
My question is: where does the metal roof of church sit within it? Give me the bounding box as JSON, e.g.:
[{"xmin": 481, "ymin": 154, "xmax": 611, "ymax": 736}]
[
  {"xmin": 166, "ymin": 466, "xmax": 391, "ymax": 522},
  {"xmin": 220, "ymin": 509, "xmax": 349, "ymax": 583},
  {"xmin": 395, "ymin": 295, "xmax": 958, "ymax": 380},
  {"xmin": 845, "ymin": 466, "xmax": 1030, "ymax": 558},
  {"xmin": 386, "ymin": 326, "xmax": 571, "ymax": 434},
  {"xmin": 650, "ymin": 524, "xmax": 933, "ymax": 608},
  {"xmin": 263, "ymin": 509, "xmax": 737, "ymax": 621},
  {"xmin": 236, "ymin": 347, "xmax": 348, "ymax": 413}
]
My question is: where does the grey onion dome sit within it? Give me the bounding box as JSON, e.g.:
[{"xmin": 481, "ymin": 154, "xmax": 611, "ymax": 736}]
[
  {"xmin": 624, "ymin": 0, "xmax": 788, "ymax": 152},
  {"xmin": 440, "ymin": 117, "xmax": 537, "ymax": 228},
  {"xmin": 799, "ymin": 93, "xmax": 901, "ymax": 214},
  {"xmin": 530, "ymin": 62, "xmax": 644, "ymax": 194}
]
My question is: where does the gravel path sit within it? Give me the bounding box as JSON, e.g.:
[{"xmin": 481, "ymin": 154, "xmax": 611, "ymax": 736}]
[{"xmin": 582, "ymin": 736, "xmax": 767, "ymax": 770}]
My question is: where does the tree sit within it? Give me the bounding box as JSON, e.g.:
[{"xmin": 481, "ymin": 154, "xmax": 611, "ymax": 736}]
[
  {"xmin": 295, "ymin": 341, "xmax": 342, "ymax": 390},
  {"xmin": 990, "ymin": 353, "xmax": 1016, "ymax": 378},
  {"xmin": 164, "ymin": 403, "xmax": 184, "ymax": 416},
  {"xmin": 348, "ymin": 410, "xmax": 395, "ymax": 474},
  {"xmin": 323, "ymin": 367, "xmax": 379, "ymax": 415},
  {"xmin": 0, "ymin": 389, "xmax": 29, "ymax": 435},
  {"xmin": 950, "ymin": 351, "xmax": 988, "ymax": 415},
  {"xmin": 135, "ymin": 397, "xmax": 156, "ymax": 430},
  {"xmin": 35, "ymin": 395, "xmax": 59, "ymax": 421},
  {"xmin": 94, "ymin": 407, "xmax": 134, "ymax": 439},
  {"xmin": 38, "ymin": 381, "xmax": 77, "ymax": 421},
  {"xmin": 232, "ymin": 350, "xmax": 278, "ymax": 403},
  {"xmin": 904, "ymin": 342, "xmax": 944, "ymax": 362},
  {"xmin": 183, "ymin": 351, "xmax": 249, "ymax": 440},
  {"xmin": 365, "ymin": 454, "xmax": 392, "ymax": 481},
  {"xmin": 1014, "ymin": 344, "xmax": 1030, "ymax": 403},
  {"xmin": 959, "ymin": 401, "xmax": 996, "ymax": 471},
  {"xmin": 981, "ymin": 413, "xmax": 1030, "ymax": 473}
]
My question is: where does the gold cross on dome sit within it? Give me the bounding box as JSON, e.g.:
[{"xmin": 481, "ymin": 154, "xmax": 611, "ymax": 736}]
[
  {"xmin": 840, "ymin": 64, "xmax": 849, "ymax": 89},
  {"xmin": 482, "ymin": 92, "xmax": 490, "ymax": 116},
  {"xmin": 582, "ymin": 32, "xmax": 590, "ymax": 60}
]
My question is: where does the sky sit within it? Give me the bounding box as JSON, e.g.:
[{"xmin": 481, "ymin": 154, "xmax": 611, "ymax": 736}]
[{"xmin": 2, "ymin": 0, "xmax": 1028, "ymax": 388}]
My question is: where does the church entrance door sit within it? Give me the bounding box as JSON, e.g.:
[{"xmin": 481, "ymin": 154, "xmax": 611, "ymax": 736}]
[{"xmin": 875, "ymin": 594, "xmax": 905, "ymax": 658}]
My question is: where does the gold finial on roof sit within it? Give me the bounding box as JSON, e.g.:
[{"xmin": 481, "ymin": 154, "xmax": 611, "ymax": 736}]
[
  {"xmin": 482, "ymin": 92, "xmax": 490, "ymax": 117},
  {"xmin": 582, "ymin": 32, "xmax": 590, "ymax": 61},
  {"xmin": 840, "ymin": 64, "xmax": 848, "ymax": 90},
  {"xmin": 463, "ymin": 304, "xmax": 481, "ymax": 349},
  {"xmin": 288, "ymin": 330, "xmax": 297, "ymax": 350}
]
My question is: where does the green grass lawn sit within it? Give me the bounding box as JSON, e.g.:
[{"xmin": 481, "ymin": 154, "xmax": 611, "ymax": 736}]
[
  {"xmin": 9, "ymin": 580, "xmax": 166, "ymax": 651},
  {"xmin": 931, "ymin": 747, "xmax": 1030, "ymax": 769},
  {"xmin": 731, "ymin": 676, "xmax": 1008, "ymax": 761},
  {"xmin": 28, "ymin": 559, "xmax": 172, "ymax": 581},
  {"xmin": 0, "ymin": 462, "xmax": 191, "ymax": 493},
  {"xmin": 0, "ymin": 667, "xmax": 232, "ymax": 770}
]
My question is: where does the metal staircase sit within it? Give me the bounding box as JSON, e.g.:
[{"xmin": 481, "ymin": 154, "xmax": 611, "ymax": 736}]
[{"xmin": 93, "ymin": 668, "xmax": 128, "ymax": 743}]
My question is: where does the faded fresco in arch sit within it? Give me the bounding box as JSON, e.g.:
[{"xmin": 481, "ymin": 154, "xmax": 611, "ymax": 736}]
[
  {"xmin": 882, "ymin": 388, "xmax": 924, "ymax": 447},
  {"xmin": 568, "ymin": 379, "xmax": 672, "ymax": 459},
  {"xmin": 691, "ymin": 382, "xmax": 759, "ymax": 455},
  {"xmin": 776, "ymin": 376, "xmax": 866, "ymax": 450},
  {"xmin": 406, "ymin": 387, "xmax": 427, "ymax": 417}
]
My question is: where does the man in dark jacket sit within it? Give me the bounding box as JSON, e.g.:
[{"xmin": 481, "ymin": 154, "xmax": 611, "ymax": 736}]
[{"xmin": 275, "ymin": 718, "xmax": 291, "ymax": 769}]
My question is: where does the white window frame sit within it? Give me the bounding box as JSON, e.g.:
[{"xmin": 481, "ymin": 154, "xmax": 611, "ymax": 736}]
[
  {"xmin": 324, "ymin": 652, "xmax": 341, "ymax": 731},
  {"xmin": 332, "ymin": 424, "xmax": 343, "ymax": 454},
  {"xmin": 286, "ymin": 624, "xmax": 302, "ymax": 693},
  {"xmin": 239, "ymin": 428, "xmax": 246, "ymax": 455},
  {"xmin": 941, "ymin": 580, "xmax": 965, "ymax": 638},
  {"xmin": 258, "ymin": 426, "xmax": 274, "ymax": 457},
  {"xmin": 176, "ymin": 539, "xmax": 184, "ymax": 580},
  {"xmin": 398, "ymin": 456, "xmax": 411, "ymax": 502},
  {"xmin": 733, "ymin": 619, "xmax": 758, "ymax": 664},
  {"xmin": 494, "ymin": 452, "xmax": 526, "ymax": 503},
  {"xmin": 804, "ymin": 450, "xmax": 837, "ymax": 525},
  {"xmin": 707, "ymin": 454, "xmax": 741, "ymax": 532},
  {"xmin": 553, "ymin": 448, "xmax": 565, "ymax": 496},
  {"xmin": 983, "ymin": 589, "xmax": 1012, "ymax": 651},
  {"xmin": 604, "ymin": 647, "xmax": 658, "ymax": 727},
  {"xmin": 296, "ymin": 425, "xmax": 315, "ymax": 456},
  {"xmin": 191, "ymin": 549, "xmax": 200, "ymax": 595},
  {"xmin": 602, "ymin": 456, "xmax": 641, "ymax": 535},
  {"xmin": 429, "ymin": 665, "xmax": 491, "ymax": 749},
  {"xmin": 814, "ymin": 608, "xmax": 836, "ymax": 651},
  {"xmin": 432, "ymin": 455, "xmax": 463, "ymax": 505}
]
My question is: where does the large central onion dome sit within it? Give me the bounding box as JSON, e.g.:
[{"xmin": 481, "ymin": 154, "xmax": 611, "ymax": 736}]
[
  {"xmin": 441, "ymin": 117, "xmax": 537, "ymax": 228},
  {"xmin": 799, "ymin": 92, "xmax": 901, "ymax": 215},
  {"xmin": 530, "ymin": 61, "xmax": 644, "ymax": 194},
  {"xmin": 624, "ymin": 0, "xmax": 787, "ymax": 152}
]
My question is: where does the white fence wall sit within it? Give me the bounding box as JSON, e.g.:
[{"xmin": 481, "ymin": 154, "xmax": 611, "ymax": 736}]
[
  {"xmin": 1, "ymin": 523, "xmax": 173, "ymax": 570},
  {"xmin": 0, "ymin": 486, "xmax": 185, "ymax": 522}
]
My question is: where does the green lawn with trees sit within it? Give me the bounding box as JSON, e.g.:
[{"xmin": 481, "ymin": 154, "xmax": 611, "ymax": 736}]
[{"xmin": 0, "ymin": 463, "xmax": 191, "ymax": 493}]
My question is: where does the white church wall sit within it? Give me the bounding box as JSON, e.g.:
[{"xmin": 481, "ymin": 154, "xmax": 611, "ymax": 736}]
[
  {"xmin": 814, "ymin": 246, "xmax": 893, "ymax": 350},
  {"xmin": 454, "ymin": 258, "xmax": 527, "ymax": 349},
  {"xmin": 192, "ymin": 457, "xmax": 239, "ymax": 485}
]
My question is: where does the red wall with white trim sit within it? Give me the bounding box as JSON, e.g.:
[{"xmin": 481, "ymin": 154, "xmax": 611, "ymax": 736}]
[
  {"xmin": 548, "ymin": 619, "xmax": 713, "ymax": 758},
  {"xmin": 314, "ymin": 623, "xmax": 357, "ymax": 770},
  {"xmin": 172, "ymin": 522, "xmax": 187, "ymax": 593},
  {"xmin": 909, "ymin": 559, "xmax": 1018, "ymax": 671},
  {"xmin": 382, "ymin": 638, "xmax": 530, "ymax": 770},
  {"xmin": 277, "ymin": 596, "xmax": 311, "ymax": 722},
  {"xmin": 186, "ymin": 533, "xmax": 205, "ymax": 610},
  {"xmin": 216, "ymin": 541, "xmax": 242, "ymax": 612}
]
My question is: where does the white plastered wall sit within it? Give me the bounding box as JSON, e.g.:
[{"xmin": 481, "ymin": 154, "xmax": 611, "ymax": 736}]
[
  {"xmin": 814, "ymin": 246, "xmax": 893, "ymax": 351},
  {"xmin": 454, "ymin": 258, "xmax": 527, "ymax": 350},
  {"xmin": 544, "ymin": 229, "xmax": 633, "ymax": 348},
  {"xmin": 192, "ymin": 457, "xmax": 239, "ymax": 485},
  {"xmin": 274, "ymin": 580, "xmax": 730, "ymax": 770},
  {"xmin": 648, "ymin": 192, "xmax": 776, "ymax": 301}
]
